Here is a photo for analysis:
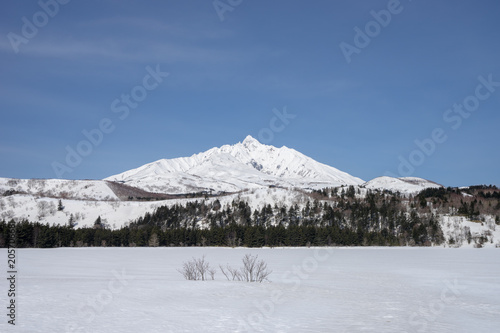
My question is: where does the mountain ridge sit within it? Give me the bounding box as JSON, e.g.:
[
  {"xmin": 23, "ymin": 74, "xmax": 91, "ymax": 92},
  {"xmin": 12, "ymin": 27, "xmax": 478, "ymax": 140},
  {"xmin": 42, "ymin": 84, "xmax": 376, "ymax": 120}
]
[{"xmin": 105, "ymin": 135, "xmax": 366, "ymax": 194}]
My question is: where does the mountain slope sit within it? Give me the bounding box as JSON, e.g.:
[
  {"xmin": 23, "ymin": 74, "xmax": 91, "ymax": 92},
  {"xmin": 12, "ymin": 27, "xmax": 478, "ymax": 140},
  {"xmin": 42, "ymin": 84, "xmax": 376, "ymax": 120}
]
[{"xmin": 105, "ymin": 135, "xmax": 365, "ymax": 194}]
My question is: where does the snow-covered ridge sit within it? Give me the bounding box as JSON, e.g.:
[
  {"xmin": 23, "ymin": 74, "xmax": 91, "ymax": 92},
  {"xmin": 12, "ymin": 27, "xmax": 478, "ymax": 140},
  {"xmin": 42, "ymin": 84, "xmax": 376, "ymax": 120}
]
[
  {"xmin": 0, "ymin": 187, "xmax": 309, "ymax": 229},
  {"xmin": 0, "ymin": 178, "xmax": 118, "ymax": 201},
  {"xmin": 105, "ymin": 135, "xmax": 365, "ymax": 194},
  {"xmin": 363, "ymin": 176, "xmax": 442, "ymax": 195}
]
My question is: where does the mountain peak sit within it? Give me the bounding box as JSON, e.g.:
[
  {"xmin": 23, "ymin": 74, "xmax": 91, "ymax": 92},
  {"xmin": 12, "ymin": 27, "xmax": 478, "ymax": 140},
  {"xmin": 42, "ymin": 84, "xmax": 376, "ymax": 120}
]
[{"xmin": 242, "ymin": 135, "xmax": 261, "ymax": 147}]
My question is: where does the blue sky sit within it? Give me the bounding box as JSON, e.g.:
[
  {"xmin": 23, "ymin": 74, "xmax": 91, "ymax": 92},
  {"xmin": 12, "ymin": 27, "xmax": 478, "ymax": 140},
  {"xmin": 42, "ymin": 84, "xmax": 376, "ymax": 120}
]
[{"xmin": 0, "ymin": 0, "xmax": 499, "ymax": 187}]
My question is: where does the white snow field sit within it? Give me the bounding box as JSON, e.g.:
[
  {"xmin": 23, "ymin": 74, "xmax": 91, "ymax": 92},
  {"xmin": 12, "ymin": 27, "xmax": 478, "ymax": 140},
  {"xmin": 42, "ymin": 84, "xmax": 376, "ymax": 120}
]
[{"xmin": 1, "ymin": 247, "xmax": 499, "ymax": 333}]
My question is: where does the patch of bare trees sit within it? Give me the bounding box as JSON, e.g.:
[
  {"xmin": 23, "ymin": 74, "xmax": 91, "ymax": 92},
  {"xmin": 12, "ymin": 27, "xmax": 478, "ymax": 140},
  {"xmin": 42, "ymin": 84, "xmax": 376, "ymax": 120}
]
[
  {"xmin": 177, "ymin": 255, "xmax": 216, "ymax": 281},
  {"xmin": 37, "ymin": 200, "xmax": 56, "ymax": 219},
  {"xmin": 179, "ymin": 254, "xmax": 272, "ymax": 283},
  {"xmin": 220, "ymin": 254, "xmax": 272, "ymax": 283}
]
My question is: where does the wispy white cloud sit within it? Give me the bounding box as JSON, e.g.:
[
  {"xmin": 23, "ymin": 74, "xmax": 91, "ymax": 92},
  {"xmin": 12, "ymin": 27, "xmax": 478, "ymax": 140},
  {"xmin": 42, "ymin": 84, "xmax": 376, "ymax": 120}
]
[
  {"xmin": 0, "ymin": 16, "xmax": 240, "ymax": 65},
  {"xmin": 78, "ymin": 16, "xmax": 236, "ymax": 40},
  {"xmin": 0, "ymin": 83, "xmax": 98, "ymax": 117},
  {"xmin": 1, "ymin": 37, "xmax": 231, "ymax": 64}
]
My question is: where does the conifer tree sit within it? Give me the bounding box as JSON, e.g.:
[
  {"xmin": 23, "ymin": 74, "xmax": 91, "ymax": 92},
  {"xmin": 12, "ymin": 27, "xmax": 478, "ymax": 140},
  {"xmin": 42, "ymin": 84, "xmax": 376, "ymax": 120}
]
[{"xmin": 57, "ymin": 199, "xmax": 64, "ymax": 211}]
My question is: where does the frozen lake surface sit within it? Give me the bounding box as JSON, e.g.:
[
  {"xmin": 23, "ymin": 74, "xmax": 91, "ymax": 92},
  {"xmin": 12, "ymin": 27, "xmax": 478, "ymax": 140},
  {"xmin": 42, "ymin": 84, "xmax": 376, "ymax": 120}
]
[{"xmin": 1, "ymin": 247, "xmax": 499, "ymax": 332}]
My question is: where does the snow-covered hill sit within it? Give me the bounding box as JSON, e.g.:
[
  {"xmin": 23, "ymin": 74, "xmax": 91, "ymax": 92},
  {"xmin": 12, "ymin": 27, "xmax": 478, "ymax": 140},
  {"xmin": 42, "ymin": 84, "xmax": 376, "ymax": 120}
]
[
  {"xmin": 105, "ymin": 135, "xmax": 365, "ymax": 194},
  {"xmin": 0, "ymin": 178, "xmax": 118, "ymax": 201},
  {"xmin": 0, "ymin": 187, "xmax": 310, "ymax": 229},
  {"xmin": 363, "ymin": 176, "xmax": 442, "ymax": 195}
]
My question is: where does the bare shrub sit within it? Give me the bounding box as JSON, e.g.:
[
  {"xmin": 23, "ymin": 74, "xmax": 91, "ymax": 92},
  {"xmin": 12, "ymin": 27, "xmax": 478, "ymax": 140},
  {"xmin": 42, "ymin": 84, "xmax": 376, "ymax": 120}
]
[
  {"xmin": 195, "ymin": 255, "xmax": 211, "ymax": 281},
  {"xmin": 219, "ymin": 264, "xmax": 242, "ymax": 281},
  {"xmin": 27, "ymin": 179, "xmax": 36, "ymax": 190},
  {"xmin": 220, "ymin": 254, "xmax": 272, "ymax": 283},
  {"xmin": 178, "ymin": 260, "xmax": 199, "ymax": 281},
  {"xmin": 241, "ymin": 254, "xmax": 272, "ymax": 282},
  {"xmin": 37, "ymin": 200, "xmax": 50, "ymax": 219},
  {"xmin": 7, "ymin": 179, "xmax": 19, "ymax": 187},
  {"xmin": 208, "ymin": 266, "xmax": 217, "ymax": 280},
  {"xmin": 178, "ymin": 256, "xmax": 215, "ymax": 281}
]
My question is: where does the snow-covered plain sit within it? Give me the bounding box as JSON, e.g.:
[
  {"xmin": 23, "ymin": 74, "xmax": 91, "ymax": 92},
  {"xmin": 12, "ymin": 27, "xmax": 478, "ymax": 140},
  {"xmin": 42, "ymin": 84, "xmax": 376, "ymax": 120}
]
[{"xmin": 1, "ymin": 247, "xmax": 499, "ymax": 333}]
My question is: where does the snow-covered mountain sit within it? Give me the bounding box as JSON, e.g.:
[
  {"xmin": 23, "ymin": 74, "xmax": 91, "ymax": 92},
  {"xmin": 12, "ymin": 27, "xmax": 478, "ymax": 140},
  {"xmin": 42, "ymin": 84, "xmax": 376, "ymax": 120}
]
[{"xmin": 105, "ymin": 135, "xmax": 365, "ymax": 194}]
